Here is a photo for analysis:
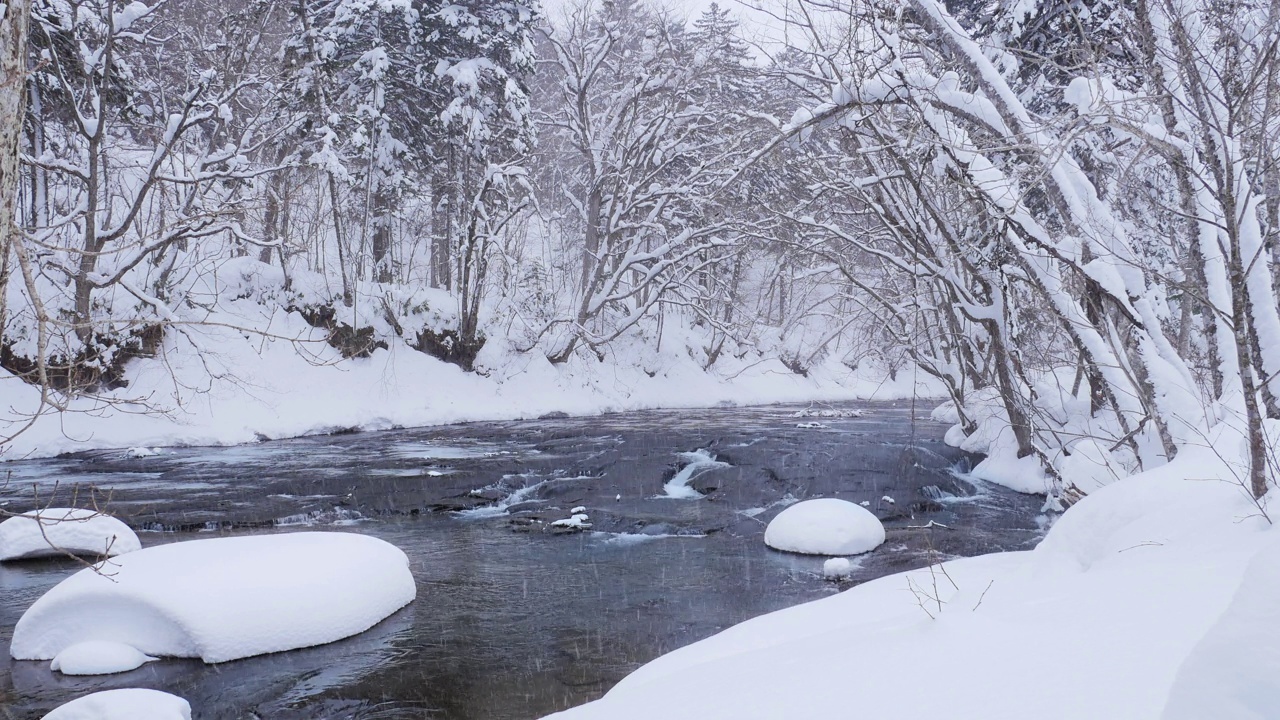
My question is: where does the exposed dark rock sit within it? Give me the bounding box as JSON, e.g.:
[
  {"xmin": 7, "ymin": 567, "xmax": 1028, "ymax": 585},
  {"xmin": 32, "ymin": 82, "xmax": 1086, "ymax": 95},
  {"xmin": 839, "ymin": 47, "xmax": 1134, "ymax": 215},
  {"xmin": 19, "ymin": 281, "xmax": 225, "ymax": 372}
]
[
  {"xmin": 0, "ymin": 323, "xmax": 163, "ymax": 392},
  {"xmin": 288, "ymin": 304, "xmax": 387, "ymax": 359},
  {"xmin": 413, "ymin": 327, "xmax": 484, "ymax": 372}
]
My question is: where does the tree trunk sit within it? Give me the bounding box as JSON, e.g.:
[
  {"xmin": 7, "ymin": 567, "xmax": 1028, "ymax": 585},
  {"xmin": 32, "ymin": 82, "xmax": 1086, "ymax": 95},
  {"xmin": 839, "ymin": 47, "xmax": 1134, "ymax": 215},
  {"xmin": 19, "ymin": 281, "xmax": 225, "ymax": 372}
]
[
  {"xmin": 371, "ymin": 189, "xmax": 392, "ymax": 284},
  {"xmin": 431, "ymin": 172, "xmax": 452, "ymax": 290},
  {"xmin": 326, "ymin": 172, "xmax": 353, "ymax": 307},
  {"xmin": 580, "ymin": 187, "xmax": 601, "ymax": 295},
  {"xmin": 0, "ymin": 0, "xmax": 30, "ymax": 336},
  {"xmin": 260, "ymin": 184, "xmax": 279, "ymax": 265}
]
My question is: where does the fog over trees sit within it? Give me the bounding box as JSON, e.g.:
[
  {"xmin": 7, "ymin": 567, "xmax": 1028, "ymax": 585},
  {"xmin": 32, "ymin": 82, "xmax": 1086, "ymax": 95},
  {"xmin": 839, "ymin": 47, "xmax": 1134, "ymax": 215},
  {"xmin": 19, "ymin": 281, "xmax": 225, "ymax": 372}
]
[{"xmin": 1, "ymin": 0, "xmax": 1278, "ymax": 502}]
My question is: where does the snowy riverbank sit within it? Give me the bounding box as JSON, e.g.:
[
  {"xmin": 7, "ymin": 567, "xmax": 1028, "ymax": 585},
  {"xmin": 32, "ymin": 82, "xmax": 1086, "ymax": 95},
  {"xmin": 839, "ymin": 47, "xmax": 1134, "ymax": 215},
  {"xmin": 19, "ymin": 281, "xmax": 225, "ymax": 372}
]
[
  {"xmin": 545, "ymin": 434, "xmax": 1276, "ymax": 720},
  {"xmin": 0, "ymin": 306, "xmax": 941, "ymax": 459}
]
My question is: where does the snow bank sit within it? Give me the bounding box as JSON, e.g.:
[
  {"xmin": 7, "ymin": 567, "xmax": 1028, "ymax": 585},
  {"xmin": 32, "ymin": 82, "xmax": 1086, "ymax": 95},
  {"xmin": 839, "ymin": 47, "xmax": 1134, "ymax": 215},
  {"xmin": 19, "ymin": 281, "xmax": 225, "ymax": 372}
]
[
  {"xmin": 763, "ymin": 498, "xmax": 885, "ymax": 555},
  {"xmin": 51, "ymin": 641, "xmax": 156, "ymax": 675},
  {"xmin": 545, "ymin": 447, "xmax": 1275, "ymax": 720},
  {"xmin": 0, "ymin": 508, "xmax": 141, "ymax": 562},
  {"xmin": 44, "ymin": 689, "xmax": 191, "ymax": 720},
  {"xmin": 11, "ymin": 532, "xmax": 416, "ymax": 664},
  {"xmin": 0, "ymin": 264, "xmax": 943, "ymax": 460},
  {"xmin": 936, "ymin": 374, "xmax": 1145, "ymax": 498}
]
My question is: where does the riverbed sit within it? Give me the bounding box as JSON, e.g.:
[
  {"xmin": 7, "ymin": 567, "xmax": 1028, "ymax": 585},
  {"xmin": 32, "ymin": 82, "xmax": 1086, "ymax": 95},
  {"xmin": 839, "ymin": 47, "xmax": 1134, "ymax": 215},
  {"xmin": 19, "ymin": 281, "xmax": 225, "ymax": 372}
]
[{"xmin": 0, "ymin": 401, "xmax": 1043, "ymax": 719}]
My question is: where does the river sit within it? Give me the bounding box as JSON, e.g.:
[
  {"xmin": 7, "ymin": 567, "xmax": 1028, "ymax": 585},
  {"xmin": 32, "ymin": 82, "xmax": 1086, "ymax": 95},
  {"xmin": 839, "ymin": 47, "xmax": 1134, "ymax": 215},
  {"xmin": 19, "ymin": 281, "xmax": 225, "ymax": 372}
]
[{"xmin": 0, "ymin": 401, "xmax": 1044, "ymax": 719}]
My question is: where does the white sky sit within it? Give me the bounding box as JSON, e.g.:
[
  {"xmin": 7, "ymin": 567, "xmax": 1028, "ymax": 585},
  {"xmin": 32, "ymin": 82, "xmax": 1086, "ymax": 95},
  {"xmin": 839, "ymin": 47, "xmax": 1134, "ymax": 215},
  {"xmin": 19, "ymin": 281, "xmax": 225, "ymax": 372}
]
[{"xmin": 537, "ymin": 0, "xmax": 798, "ymax": 61}]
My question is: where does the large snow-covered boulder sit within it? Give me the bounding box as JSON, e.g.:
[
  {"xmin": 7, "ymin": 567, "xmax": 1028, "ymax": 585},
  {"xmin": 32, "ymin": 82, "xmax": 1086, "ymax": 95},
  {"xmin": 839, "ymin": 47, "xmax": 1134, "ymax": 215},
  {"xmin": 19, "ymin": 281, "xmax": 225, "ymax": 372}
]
[
  {"xmin": 764, "ymin": 498, "xmax": 885, "ymax": 556},
  {"xmin": 12, "ymin": 532, "xmax": 416, "ymax": 664},
  {"xmin": 0, "ymin": 508, "xmax": 141, "ymax": 562},
  {"xmin": 43, "ymin": 689, "xmax": 191, "ymax": 720}
]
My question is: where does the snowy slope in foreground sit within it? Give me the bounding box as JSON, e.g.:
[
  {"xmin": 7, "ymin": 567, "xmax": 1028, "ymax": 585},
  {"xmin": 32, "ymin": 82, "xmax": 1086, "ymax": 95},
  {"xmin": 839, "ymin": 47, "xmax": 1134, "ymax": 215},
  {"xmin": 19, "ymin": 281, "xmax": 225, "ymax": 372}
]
[
  {"xmin": 12, "ymin": 532, "xmax": 415, "ymax": 664},
  {"xmin": 546, "ymin": 446, "xmax": 1278, "ymax": 720},
  {"xmin": 0, "ymin": 300, "xmax": 939, "ymax": 459}
]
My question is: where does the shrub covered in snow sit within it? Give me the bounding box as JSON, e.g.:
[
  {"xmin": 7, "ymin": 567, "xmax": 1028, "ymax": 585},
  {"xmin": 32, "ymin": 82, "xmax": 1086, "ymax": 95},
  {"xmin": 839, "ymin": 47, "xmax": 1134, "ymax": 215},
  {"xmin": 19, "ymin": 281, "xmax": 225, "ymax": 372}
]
[
  {"xmin": 764, "ymin": 498, "xmax": 885, "ymax": 556},
  {"xmin": 0, "ymin": 508, "xmax": 140, "ymax": 562},
  {"xmin": 11, "ymin": 532, "xmax": 416, "ymax": 664}
]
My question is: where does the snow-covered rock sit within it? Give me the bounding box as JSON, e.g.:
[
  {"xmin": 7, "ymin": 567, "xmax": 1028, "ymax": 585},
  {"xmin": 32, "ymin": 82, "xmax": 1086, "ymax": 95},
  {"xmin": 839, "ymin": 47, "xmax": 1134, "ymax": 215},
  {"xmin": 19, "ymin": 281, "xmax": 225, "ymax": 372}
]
[
  {"xmin": 929, "ymin": 401, "xmax": 960, "ymax": 424},
  {"xmin": 51, "ymin": 641, "xmax": 156, "ymax": 675},
  {"xmin": 551, "ymin": 513, "xmax": 592, "ymax": 530},
  {"xmin": 43, "ymin": 689, "xmax": 191, "ymax": 720},
  {"xmin": 764, "ymin": 499, "xmax": 886, "ymax": 556},
  {"xmin": 0, "ymin": 508, "xmax": 141, "ymax": 562},
  {"xmin": 11, "ymin": 532, "xmax": 416, "ymax": 664},
  {"xmin": 822, "ymin": 557, "xmax": 855, "ymax": 579}
]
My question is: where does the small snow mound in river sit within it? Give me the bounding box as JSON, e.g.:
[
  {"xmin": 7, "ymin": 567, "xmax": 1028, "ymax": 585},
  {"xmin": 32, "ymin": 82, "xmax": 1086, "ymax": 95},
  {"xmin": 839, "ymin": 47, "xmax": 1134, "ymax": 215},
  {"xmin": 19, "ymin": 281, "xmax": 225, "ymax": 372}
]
[
  {"xmin": 0, "ymin": 508, "xmax": 141, "ymax": 562},
  {"xmin": 765, "ymin": 499, "xmax": 885, "ymax": 556},
  {"xmin": 43, "ymin": 689, "xmax": 191, "ymax": 720},
  {"xmin": 11, "ymin": 532, "xmax": 415, "ymax": 664},
  {"xmin": 823, "ymin": 558, "xmax": 856, "ymax": 578},
  {"xmin": 51, "ymin": 640, "xmax": 156, "ymax": 675}
]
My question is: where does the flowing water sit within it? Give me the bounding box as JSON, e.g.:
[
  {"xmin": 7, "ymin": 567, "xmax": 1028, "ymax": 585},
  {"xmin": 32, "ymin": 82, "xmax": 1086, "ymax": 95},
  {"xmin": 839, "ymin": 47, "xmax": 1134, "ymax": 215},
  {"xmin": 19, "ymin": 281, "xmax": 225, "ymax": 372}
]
[{"xmin": 0, "ymin": 401, "xmax": 1044, "ymax": 719}]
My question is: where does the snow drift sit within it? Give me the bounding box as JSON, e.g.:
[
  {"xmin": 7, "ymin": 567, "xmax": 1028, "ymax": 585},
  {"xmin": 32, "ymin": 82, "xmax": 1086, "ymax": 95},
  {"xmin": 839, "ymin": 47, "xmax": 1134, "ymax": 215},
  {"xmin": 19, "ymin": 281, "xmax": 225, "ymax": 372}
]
[
  {"xmin": 11, "ymin": 532, "xmax": 416, "ymax": 664},
  {"xmin": 0, "ymin": 508, "xmax": 141, "ymax": 562}
]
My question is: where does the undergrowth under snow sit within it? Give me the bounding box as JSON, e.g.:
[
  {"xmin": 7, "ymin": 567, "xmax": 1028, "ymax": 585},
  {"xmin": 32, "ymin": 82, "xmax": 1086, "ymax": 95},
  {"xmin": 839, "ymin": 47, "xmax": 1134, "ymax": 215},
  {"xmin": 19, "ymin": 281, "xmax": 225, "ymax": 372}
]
[{"xmin": 0, "ymin": 259, "xmax": 940, "ymax": 460}]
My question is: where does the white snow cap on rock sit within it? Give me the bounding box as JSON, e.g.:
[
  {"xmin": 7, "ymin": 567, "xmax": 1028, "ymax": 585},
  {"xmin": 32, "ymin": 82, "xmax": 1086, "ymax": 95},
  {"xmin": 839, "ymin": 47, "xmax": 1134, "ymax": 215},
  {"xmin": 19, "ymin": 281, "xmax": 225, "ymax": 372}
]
[
  {"xmin": 43, "ymin": 689, "xmax": 191, "ymax": 720},
  {"xmin": 551, "ymin": 513, "xmax": 592, "ymax": 529},
  {"xmin": 764, "ymin": 498, "xmax": 886, "ymax": 556},
  {"xmin": 12, "ymin": 532, "xmax": 416, "ymax": 664},
  {"xmin": 0, "ymin": 508, "xmax": 141, "ymax": 562},
  {"xmin": 51, "ymin": 641, "xmax": 156, "ymax": 676},
  {"xmin": 823, "ymin": 557, "xmax": 856, "ymax": 579}
]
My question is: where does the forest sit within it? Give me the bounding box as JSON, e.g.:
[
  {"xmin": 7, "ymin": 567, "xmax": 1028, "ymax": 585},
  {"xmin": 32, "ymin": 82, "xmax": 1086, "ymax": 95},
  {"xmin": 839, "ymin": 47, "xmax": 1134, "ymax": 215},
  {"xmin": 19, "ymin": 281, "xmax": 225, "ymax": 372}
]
[{"xmin": 0, "ymin": 0, "xmax": 1278, "ymax": 504}]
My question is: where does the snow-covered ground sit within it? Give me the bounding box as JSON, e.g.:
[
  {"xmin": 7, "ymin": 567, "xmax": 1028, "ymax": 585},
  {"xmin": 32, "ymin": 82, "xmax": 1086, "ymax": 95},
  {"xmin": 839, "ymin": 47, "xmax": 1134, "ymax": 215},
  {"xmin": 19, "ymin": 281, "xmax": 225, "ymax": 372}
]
[{"xmin": 545, "ymin": 439, "xmax": 1276, "ymax": 720}]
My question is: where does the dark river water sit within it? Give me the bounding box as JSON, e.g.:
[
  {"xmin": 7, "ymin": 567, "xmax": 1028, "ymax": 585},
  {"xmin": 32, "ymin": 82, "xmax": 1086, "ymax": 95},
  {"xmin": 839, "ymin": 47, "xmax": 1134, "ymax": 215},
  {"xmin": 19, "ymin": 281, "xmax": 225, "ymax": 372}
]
[{"xmin": 0, "ymin": 401, "xmax": 1044, "ymax": 719}]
